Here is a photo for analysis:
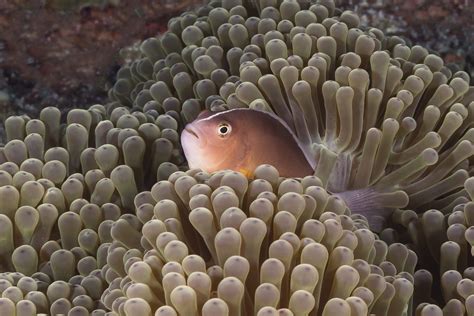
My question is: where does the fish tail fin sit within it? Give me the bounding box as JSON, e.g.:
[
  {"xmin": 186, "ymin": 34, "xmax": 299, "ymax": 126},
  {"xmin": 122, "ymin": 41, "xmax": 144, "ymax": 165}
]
[
  {"xmin": 366, "ymin": 215, "xmax": 387, "ymax": 233},
  {"xmin": 334, "ymin": 188, "xmax": 409, "ymax": 232}
]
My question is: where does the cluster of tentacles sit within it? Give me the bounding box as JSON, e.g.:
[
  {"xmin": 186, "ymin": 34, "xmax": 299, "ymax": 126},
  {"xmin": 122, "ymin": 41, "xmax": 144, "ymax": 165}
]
[{"xmin": 0, "ymin": 0, "xmax": 473, "ymax": 315}]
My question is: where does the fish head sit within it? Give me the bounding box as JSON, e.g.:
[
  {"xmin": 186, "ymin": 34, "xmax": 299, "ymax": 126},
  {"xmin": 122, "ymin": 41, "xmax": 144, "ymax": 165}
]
[{"xmin": 181, "ymin": 110, "xmax": 245, "ymax": 172}]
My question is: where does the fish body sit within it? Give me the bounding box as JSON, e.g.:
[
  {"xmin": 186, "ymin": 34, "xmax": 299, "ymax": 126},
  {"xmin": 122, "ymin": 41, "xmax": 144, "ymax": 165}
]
[
  {"xmin": 181, "ymin": 108, "xmax": 315, "ymax": 177},
  {"xmin": 181, "ymin": 108, "xmax": 404, "ymax": 231}
]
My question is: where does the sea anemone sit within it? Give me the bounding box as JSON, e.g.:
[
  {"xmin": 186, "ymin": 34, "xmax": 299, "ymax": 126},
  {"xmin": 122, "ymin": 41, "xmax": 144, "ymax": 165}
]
[
  {"xmin": 101, "ymin": 168, "xmax": 419, "ymax": 315},
  {"xmin": 110, "ymin": 0, "xmax": 474, "ymax": 228},
  {"xmin": 0, "ymin": 0, "xmax": 473, "ymax": 314}
]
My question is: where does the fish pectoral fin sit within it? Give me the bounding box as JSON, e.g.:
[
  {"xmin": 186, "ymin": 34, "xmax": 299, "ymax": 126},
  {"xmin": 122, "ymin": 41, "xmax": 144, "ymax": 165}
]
[{"xmin": 238, "ymin": 168, "xmax": 253, "ymax": 178}]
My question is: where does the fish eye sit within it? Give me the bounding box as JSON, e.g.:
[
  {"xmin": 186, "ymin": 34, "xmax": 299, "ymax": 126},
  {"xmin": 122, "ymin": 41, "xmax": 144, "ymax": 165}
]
[{"xmin": 217, "ymin": 123, "xmax": 231, "ymax": 137}]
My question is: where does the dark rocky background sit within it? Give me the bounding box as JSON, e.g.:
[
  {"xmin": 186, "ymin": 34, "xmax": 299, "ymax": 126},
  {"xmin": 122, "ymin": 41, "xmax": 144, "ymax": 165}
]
[{"xmin": 0, "ymin": 0, "xmax": 473, "ymax": 141}]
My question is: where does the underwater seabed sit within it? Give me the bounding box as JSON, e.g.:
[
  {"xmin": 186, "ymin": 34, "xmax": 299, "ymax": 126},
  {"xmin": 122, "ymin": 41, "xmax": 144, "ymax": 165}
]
[{"xmin": 1, "ymin": 0, "xmax": 474, "ymax": 315}]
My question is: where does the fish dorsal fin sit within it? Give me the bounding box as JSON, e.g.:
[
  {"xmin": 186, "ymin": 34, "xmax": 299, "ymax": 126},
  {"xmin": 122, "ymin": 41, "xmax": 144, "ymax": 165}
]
[
  {"xmin": 202, "ymin": 108, "xmax": 317, "ymax": 170},
  {"xmin": 196, "ymin": 110, "xmax": 214, "ymax": 120}
]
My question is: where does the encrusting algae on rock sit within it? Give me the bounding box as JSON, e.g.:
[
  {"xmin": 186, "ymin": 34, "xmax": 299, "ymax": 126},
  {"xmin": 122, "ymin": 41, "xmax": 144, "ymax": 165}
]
[{"xmin": 0, "ymin": 0, "xmax": 474, "ymax": 315}]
